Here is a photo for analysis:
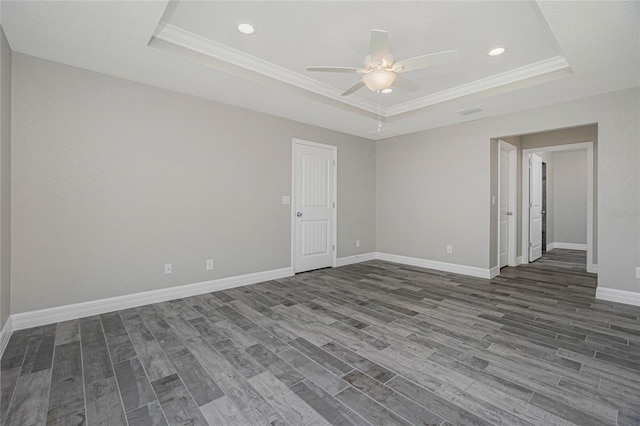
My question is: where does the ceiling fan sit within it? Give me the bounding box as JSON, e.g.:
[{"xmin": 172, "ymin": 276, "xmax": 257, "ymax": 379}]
[{"xmin": 307, "ymin": 30, "xmax": 459, "ymax": 96}]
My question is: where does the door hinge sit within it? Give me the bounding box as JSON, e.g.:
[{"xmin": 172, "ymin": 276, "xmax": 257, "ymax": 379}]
[
  {"xmin": 333, "ymin": 160, "xmax": 336, "ymax": 166},
  {"xmin": 333, "ymin": 202, "xmax": 335, "ymax": 208},
  {"xmin": 529, "ymin": 202, "xmax": 533, "ymax": 208},
  {"xmin": 333, "ymin": 245, "xmax": 335, "ymax": 251},
  {"xmin": 529, "ymin": 242, "xmax": 533, "ymax": 247}
]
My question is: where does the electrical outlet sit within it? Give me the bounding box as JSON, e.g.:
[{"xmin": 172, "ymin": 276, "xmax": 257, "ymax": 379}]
[
  {"xmin": 164, "ymin": 263, "xmax": 172, "ymax": 274},
  {"xmin": 446, "ymin": 245, "xmax": 453, "ymax": 254},
  {"xmin": 206, "ymin": 259, "xmax": 214, "ymax": 271},
  {"xmin": 356, "ymin": 240, "xmax": 360, "ymax": 248}
]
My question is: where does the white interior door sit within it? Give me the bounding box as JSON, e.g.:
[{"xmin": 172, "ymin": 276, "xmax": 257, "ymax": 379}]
[
  {"xmin": 529, "ymin": 154, "xmax": 543, "ymax": 261},
  {"xmin": 293, "ymin": 140, "xmax": 335, "ymax": 273},
  {"xmin": 499, "ymin": 148, "xmax": 510, "ymax": 268}
]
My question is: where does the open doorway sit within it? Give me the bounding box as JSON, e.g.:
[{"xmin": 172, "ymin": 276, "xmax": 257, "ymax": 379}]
[
  {"xmin": 523, "ymin": 142, "xmax": 594, "ymax": 272},
  {"xmin": 491, "ymin": 124, "xmax": 598, "ymax": 277}
]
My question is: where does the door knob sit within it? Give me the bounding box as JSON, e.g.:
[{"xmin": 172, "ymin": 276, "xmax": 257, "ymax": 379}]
[
  {"xmin": 296, "ymin": 212, "xmax": 302, "ymax": 217},
  {"xmin": 542, "ymin": 211, "xmax": 546, "ymax": 214}
]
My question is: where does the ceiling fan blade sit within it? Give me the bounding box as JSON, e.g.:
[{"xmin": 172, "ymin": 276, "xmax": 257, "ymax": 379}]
[
  {"xmin": 394, "ymin": 50, "xmax": 459, "ymax": 73},
  {"xmin": 393, "ymin": 75, "xmax": 419, "ymax": 92},
  {"xmin": 341, "ymin": 80, "xmax": 365, "ymax": 96},
  {"xmin": 306, "ymin": 66, "xmax": 363, "ymax": 73},
  {"xmin": 370, "ymin": 30, "xmax": 390, "ymax": 64}
]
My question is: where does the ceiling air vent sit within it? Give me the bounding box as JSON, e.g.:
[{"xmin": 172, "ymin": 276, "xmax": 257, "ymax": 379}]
[{"xmin": 456, "ymin": 105, "xmax": 485, "ymax": 116}]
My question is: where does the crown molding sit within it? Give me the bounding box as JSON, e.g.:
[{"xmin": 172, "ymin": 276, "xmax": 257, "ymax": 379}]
[
  {"xmin": 385, "ymin": 56, "xmax": 572, "ymax": 117},
  {"xmin": 154, "ymin": 24, "xmax": 572, "ymax": 120},
  {"xmin": 154, "ymin": 24, "xmax": 381, "ymax": 115}
]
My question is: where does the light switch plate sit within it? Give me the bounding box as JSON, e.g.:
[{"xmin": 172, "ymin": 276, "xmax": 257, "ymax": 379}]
[
  {"xmin": 636, "ymin": 267, "xmax": 640, "ymax": 279},
  {"xmin": 282, "ymin": 196, "xmax": 291, "ymax": 205}
]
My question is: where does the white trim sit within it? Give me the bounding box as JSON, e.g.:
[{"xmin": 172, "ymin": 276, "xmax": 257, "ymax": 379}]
[
  {"xmin": 154, "ymin": 24, "xmax": 379, "ymax": 115},
  {"xmin": 154, "ymin": 24, "xmax": 572, "ymax": 120},
  {"xmin": 11, "ymin": 267, "xmax": 292, "ymax": 330},
  {"xmin": 596, "ymin": 287, "xmax": 640, "ymax": 307},
  {"xmin": 291, "ymin": 139, "xmax": 338, "ymax": 274},
  {"xmin": 336, "ymin": 253, "xmax": 376, "ymax": 267},
  {"xmin": 516, "ymin": 256, "xmax": 523, "ymax": 265},
  {"xmin": 0, "ymin": 316, "xmax": 13, "ymax": 358},
  {"xmin": 522, "ymin": 142, "xmax": 594, "ymax": 273},
  {"xmin": 489, "ymin": 266, "xmax": 500, "ymax": 279},
  {"xmin": 546, "ymin": 242, "xmax": 556, "ymax": 251},
  {"xmin": 551, "ymin": 242, "xmax": 587, "ymax": 251},
  {"xmin": 591, "ymin": 263, "xmax": 598, "ymax": 273},
  {"xmin": 376, "ymin": 252, "xmax": 494, "ymax": 279},
  {"xmin": 498, "ymin": 140, "xmax": 518, "ymax": 269},
  {"xmin": 386, "ymin": 56, "xmax": 571, "ymax": 117}
]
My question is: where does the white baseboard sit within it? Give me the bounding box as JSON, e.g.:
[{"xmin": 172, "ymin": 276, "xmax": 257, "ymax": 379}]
[
  {"xmin": 375, "ymin": 252, "xmax": 493, "ymax": 279},
  {"xmin": 588, "ymin": 263, "xmax": 598, "ymax": 273},
  {"xmin": 489, "ymin": 266, "xmax": 500, "ymax": 278},
  {"xmin": 549, "ymin": 242, "xmax": 587, "ymax": 251},
  {"xmin": 336, "ymin": 252, "xmax": 376, "ymax": 267},
  {"xmin": 0, "ymin": 316, "xmax": 13, "ymax": 358},
  {"xmin": 11, "ymin": 267, "xmax": 293, "ymax": 331},
  {"xmin": 516, "ymin": 256, "xmax": 523, "ymax": 265},
  {"xmin": 596, "ymin": 287, "xmax": 640, "ymax": 307}
]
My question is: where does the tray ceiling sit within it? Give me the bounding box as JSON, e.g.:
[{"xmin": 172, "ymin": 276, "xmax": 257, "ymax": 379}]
[{"xmin": 2, "ymin": 1, "xmax": 638, "ymax": 140}]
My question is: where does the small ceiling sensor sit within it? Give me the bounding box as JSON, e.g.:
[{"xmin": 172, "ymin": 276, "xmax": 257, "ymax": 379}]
[
  {"xmin": 237, "ymin": 23, "xmax": 255, "ymax": 35},
  {"xmin": 381, "ymin": 88, "xmax": 393, "ymax": 94},
  {"xmin": 488, "ymin": 47, "xmax": 506, "ymax": 56}
]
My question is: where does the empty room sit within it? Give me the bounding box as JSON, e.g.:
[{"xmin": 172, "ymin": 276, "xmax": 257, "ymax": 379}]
[{"xmin": 0, "ymin": 1, "xmax": 639, "ymax": 425}]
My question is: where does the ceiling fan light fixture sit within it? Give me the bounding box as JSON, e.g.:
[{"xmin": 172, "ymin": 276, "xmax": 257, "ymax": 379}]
[
  {"xmin": 488, "ymin": 46, "xmax": 506, "ymax": 56},
  {"xmin": 381, "ymin": 88, "xmax": 393, "ymax": 94},
  {"xmin": 363, "ymin": 69, "xmax": 396, "ymax": 92},
  {"xmin": 237, "ymin": 23, "xmax": 255, "ymax": 35}
]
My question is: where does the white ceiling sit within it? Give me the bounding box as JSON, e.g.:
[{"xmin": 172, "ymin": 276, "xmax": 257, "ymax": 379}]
[{"xmin": 2, "ymin": 1, "xmax": 638, "ymax": 140}]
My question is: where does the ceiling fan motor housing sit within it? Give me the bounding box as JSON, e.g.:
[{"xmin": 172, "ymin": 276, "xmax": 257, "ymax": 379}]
[{"xmin": 364, "ymin": 54, "xmax": 395, "ymax": 70}]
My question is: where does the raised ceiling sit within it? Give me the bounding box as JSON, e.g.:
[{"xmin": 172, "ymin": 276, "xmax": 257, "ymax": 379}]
[{"xmin": 2, "ymin": 1, "xmax": 638, "ymax": 140}]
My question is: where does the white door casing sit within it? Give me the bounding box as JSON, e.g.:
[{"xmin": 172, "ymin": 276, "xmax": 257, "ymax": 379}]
[
  {"xmin": 529, "ymin": 153, "xmax": 543, "ymax": 262},
  {"xmin": 497, "ymin": 140, "xmax": 517, "ymax": 271},
  {"xmin": 499, "ymin": 147, "xmax": 510, "ymax": 268},
  {"xmin": 292, "ymin": 139, "xmax": 336, "ymax": 273}
]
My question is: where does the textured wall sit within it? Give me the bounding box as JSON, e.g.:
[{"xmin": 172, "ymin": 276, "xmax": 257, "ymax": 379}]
[{"xmin": 12, "ymin": 54, "xmax": 376, "ymax": 313}]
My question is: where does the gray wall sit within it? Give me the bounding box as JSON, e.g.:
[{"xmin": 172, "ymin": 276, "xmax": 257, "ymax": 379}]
[
  {"xmin": 12, "ymin": 53, "xmax": 376, "ymax": 314},
  {"xmin": 0, "ymin": 27, "xmax": 11, "ymax": 328},
  {"xmin": 8, "ymin": 53, "xmax": 640, "ymax": 316},
  {"xmin": 553, "ymin": 150, "xmax": 588, "ymax": 245},
  {"xmin": 378, "ymin": 88, "xmax": 638, "ymax": 293},
  {"xmin": 376, "ymin": 124, "xmax": 488, "ymax": 268}
]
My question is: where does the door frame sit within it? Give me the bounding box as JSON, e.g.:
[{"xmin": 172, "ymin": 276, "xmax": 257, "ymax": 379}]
[
  {"xmin": 498, "ymin": 140, "xmax": 518, "ymax": 268},
  {"xmin": 291, "ymin": 138, "xmax": 337, "ymax": 272},
  {"xmin": 521, "ymin": 142, "xmax": 594, "ymax": 273}
]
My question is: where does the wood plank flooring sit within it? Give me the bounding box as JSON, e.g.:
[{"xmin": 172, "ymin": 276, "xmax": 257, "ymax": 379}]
[{"xmin": 2, "ymin": 249, "xmax": 639, "ymax": 425}]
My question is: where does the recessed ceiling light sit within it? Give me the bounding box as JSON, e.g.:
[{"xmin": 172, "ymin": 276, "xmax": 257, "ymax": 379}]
[
  {"xmin": 237, "ymin": 23, "xmax": 255, "ymax": 35},
  {"xmin": 381, "ymin": 88, "xmax": 393, "ymax": 94},
  {"xmin": 488, "ymin": 47, "xmax": 506, "ymax": 57}
]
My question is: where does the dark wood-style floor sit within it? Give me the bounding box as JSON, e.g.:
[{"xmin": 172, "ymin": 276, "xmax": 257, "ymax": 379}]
[{"xmin": 2, "ymin": 249, "xmax": 639, "ymax": 426}]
